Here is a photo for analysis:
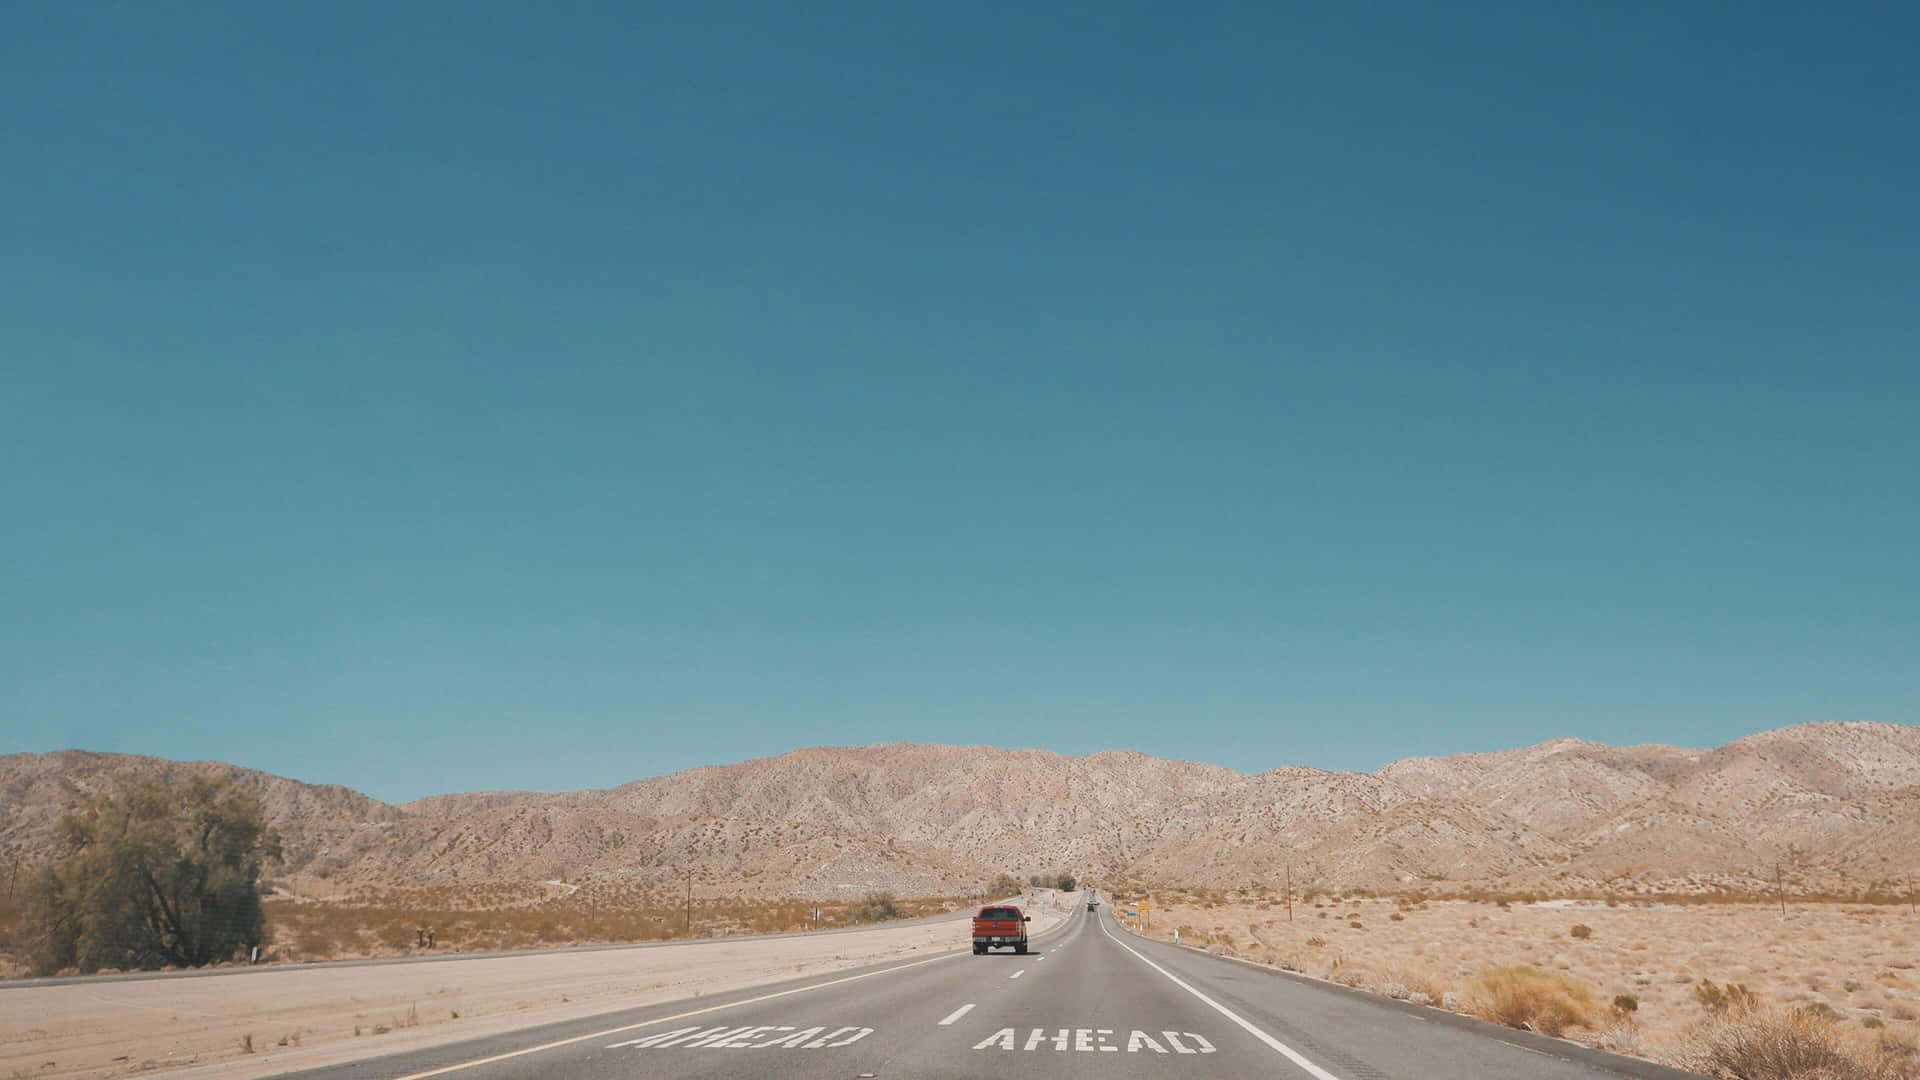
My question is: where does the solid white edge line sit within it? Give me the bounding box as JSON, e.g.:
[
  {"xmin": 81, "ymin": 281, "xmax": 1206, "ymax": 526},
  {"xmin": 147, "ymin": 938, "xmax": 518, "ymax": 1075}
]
[
  {"xmin": 1099, "ymin": 912, "xmax": 1342, "ymax": 1080},
  {"xmin": 385, "ymin": 950, "xmax": 960, "ymax": 1080},
  {"xmin": 938, "ymin": 1003, "xmax": 976, "ymax": 1026}
]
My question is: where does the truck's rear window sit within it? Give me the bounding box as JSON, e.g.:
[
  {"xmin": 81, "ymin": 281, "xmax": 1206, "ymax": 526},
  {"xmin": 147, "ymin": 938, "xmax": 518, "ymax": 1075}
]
[{"xmin": 978, "ymin": 907, "xmax": 1019, "ymax": 919}]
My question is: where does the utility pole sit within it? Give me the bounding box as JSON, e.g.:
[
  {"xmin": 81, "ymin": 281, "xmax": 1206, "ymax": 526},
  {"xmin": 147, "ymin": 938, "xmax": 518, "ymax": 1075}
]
[
  {"xmin": 1776, "ymin": 859, "xmax": 1786, "ymax": 917},
  {"xmin": 1907, "ymin": 874, "xmax": 1915, "ymax": 916},
  {"xmin": 684, "ymin": 867, "xmax": 692, "ymax": 936},
  {"xmin": 1286, "ymin": 864, "xmax": 1294, "ymax": 923}
]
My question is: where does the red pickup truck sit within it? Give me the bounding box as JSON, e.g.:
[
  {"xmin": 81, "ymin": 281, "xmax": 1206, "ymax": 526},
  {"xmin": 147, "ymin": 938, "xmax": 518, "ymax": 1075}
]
[{"xmin": 972, "ymin": 905, "xmax": 1030, "ymax": 954}]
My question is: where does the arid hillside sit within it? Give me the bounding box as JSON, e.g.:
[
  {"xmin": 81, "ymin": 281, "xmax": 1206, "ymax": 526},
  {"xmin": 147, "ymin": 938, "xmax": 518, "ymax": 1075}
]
[
  {"xmin": 1372, "ymin": 722, "xmax": 1920, "ymax": 895},
  {"xmin": 0, "ymin": 749, "xmax": 405, "ymax": 890},
  {"xmin": 3, "ymin": 722, "xmax": 1916, "ymax": 898}
]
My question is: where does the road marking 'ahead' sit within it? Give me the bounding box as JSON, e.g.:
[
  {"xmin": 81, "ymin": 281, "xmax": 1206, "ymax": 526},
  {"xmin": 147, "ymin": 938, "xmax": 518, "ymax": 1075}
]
[
  {"xmin": 971, "ymin": 1028, "xmax": 1215, "ymax": 1053},
  {"xmin": 376, "ymin": 896, "xmax": 1085, "ymax": 1079},
  {"xmin": 1098, "ymin": 915, "xmax": 1341, "ymax": 1080},
  {"xmin": 608, "ymin": 1024, "xmax": 873, "ymax": 1050},
  {"xmin": 380, "ymin": 951, "xmax": 958, "ymax": 1080}
]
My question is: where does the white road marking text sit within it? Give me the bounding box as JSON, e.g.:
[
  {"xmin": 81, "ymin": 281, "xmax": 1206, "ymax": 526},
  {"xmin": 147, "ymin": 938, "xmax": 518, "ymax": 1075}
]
[
  {"xmin": 609, "ymin": 1024, "xmax": 873, "ymax": 1050},
  {"xmin": 972, "ymin": 1028, "xmax": 1214, "ymax": 1054}
]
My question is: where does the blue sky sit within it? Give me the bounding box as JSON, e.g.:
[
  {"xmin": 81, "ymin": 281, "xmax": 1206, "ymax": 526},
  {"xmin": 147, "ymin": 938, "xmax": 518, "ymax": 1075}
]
[{"xmin": 4, "ymin": 2, "xmax": 1915, "ymax": 803}]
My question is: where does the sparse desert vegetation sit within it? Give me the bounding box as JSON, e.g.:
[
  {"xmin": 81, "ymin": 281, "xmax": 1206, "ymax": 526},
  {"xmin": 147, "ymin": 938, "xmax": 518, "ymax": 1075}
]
[
  {"xmin": 259, "ymin": 884, "xmax": 963, "ymax": 967},
  {"xmin": 1, "ymin": 875, "xmax": 968, "ymax": 977},
  {"xmin": 1122, "ymin": 888, "xmax": 1920, "ymax": 1078}
]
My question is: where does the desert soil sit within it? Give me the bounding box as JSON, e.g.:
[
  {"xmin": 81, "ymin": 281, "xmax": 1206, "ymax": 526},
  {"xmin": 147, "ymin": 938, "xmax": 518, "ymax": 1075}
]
[
  {"xmin": 1126, "ymin": 894, "xmax": 1920, "ymax": 1065},
  {"xmin": 1, "ymin": 900, "xmax": 1069, "ymax": 1080}
]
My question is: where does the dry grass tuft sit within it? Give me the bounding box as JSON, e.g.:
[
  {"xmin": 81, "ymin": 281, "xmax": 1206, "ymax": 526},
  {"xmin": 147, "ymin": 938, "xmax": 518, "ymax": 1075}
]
[
  {"xmin": 1697, "ymin": 978, "xmax": 1762, "ymax": 1014},
  {"xmin": 1466, "ymin": 965, "xmax": 1602, "ymax": 1037},
  {"xmin": 1359, "ymin": 961, "xmax": 1453, "ymax": 1005},
  {"xmin": 1580, "ymin": 1015, "xmax": 1647, "ymax": 1057},
  {"xmin": 1668, "ymin": 1002, "xmax": 1920, "ymax": 1080}
]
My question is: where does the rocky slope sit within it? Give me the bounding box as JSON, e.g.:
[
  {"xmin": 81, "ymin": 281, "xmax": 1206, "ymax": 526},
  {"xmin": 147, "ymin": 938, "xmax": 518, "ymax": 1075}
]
[
  {"xmin": 3, "ymin": 722, "xmax": 1915, "ymax": 898},
  {"xmin": 0, "ymin": 749, "xmax": 404, "ymax": 887}
]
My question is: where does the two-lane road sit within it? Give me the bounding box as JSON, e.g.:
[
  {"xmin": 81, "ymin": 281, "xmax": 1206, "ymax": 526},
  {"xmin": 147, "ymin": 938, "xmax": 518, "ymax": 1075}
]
[{"xmin": 285, "ymin": 902, "xmax": 1697, "ymax": 1079}]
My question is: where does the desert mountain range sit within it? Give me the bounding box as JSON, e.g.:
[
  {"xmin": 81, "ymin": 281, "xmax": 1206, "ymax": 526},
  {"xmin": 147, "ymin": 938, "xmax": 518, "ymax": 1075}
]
[{"xmin": 3, "ymin": 722, "xmax": 1916, "ymax": 899}]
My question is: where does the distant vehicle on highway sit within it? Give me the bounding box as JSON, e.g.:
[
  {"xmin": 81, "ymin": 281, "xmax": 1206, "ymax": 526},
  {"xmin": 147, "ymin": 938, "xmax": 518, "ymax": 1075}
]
[{"xmin": 972, "ymin": 905, "xmax": 1030, "ymax": 954}]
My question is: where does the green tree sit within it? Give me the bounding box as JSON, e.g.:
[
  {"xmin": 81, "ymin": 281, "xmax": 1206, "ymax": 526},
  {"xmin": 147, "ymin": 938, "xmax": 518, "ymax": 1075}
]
[{"xmin": 25, "ymin": 774, "xmax": 281, "ymax": 975}]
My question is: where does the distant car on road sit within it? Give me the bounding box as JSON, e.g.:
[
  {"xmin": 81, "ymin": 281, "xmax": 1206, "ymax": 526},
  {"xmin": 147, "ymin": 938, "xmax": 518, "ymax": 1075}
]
[{"xmin": 972, "ymin": 905, "xmax": 1030, "ymax": 954}]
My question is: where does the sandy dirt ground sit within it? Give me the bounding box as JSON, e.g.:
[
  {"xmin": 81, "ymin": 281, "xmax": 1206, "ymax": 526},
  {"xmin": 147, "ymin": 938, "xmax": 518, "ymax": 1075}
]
[
  {"xmin": 1124, "ymin": 894, "xmax": 1920, "ymax": 1065},
  {"xmin": 2, "ymin": 900, "xmax": 1070, "ymax": 1080}
]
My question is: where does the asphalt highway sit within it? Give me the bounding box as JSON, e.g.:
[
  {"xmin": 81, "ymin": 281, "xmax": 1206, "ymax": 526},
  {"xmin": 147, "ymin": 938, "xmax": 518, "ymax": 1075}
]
[{"xmin": 281, "ymin": 900, "xmax": 1701, "ymax": 1080}]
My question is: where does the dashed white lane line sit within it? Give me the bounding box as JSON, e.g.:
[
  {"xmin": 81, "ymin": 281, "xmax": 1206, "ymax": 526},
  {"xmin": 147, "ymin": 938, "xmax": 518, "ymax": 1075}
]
[
  {"xmin": 1098, "ymin": 914, "xmax": 1341, "ymax": 1080},
  {"xmin": 1009, "ymin": 970, "xmax": 1025, "ymax": 980},
  {"xmin": 939, "ymin": 1003, "xmax": 976, "ymax": 1026}
]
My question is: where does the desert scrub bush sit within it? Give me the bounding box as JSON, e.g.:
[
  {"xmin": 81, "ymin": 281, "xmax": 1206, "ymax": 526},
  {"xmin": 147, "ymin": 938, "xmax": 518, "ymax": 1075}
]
[
  {"xmin": 1375, "ymin": 963, "xmax": 1451, "ymax": 1003},
  {"xmin": 1330, "ymin": 965, "xmax": 1381, "ymax": 992},
  {"xmin": 1668, "ymin": 1002, "xmax": 1910, "ymax": 1080},
  {"xmin": 1465, "ymin": 965, "xmax": 1602, "ymax": 1037},
  {"xmin": 1696, "ymin": 979, "xmax": 1761, "ymax": 1014},
  {"xmin": 1612, "ymin": 994, "xmax": 1639, "ymax": 1014},
  {"xmin": 848, "ymin": 891, "xmax": 906, "ymax": 923},
  {"xmin": 1581, "ymin": 1015, "xmax": 1646, "ymax": 1058},
  {"xmin": 1570, "ymin": 924, "xmax": 1593, "ymax": 939},
  {"xmin": 1878, "ymin": 1026, "xmax": 1920, "ymax": 1062}
]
